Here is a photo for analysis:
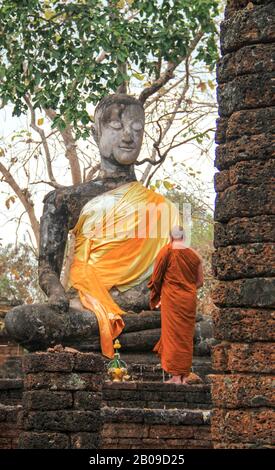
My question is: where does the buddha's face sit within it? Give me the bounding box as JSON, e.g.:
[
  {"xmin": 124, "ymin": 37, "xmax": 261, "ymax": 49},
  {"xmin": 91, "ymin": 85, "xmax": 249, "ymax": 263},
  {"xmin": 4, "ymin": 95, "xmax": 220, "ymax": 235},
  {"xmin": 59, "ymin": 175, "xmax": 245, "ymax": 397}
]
[{"xmin": 95, "ymin": 102, "xmax": 145, "ymax": 165}]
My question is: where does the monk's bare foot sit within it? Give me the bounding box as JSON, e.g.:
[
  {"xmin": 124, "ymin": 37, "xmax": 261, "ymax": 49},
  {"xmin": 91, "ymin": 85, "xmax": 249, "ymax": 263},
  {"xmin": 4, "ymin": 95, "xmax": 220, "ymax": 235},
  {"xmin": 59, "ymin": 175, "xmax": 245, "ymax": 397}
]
[
  {"xmin": 164, "ymin": 375, "xmax": 182, "ymax": 384},
  {"xmin": 181, "ymin": 376, "xmax": 191, "ymax": 385}
]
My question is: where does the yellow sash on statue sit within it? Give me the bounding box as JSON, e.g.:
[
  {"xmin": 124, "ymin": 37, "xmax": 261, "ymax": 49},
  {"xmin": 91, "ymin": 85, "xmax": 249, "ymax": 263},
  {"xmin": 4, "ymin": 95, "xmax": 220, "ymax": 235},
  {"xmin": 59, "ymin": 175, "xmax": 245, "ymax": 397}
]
[{"xmin": 69, "ymin": 181, "xmax": 179, "ymax": 358}]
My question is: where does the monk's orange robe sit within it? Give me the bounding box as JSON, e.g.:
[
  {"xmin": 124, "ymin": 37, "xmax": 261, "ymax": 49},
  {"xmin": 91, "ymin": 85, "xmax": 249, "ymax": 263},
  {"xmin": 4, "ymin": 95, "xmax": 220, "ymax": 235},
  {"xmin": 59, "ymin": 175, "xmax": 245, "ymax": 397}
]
[{"xmin": 147, "ymin": 242, "xmax": 201, "ymax": 376}]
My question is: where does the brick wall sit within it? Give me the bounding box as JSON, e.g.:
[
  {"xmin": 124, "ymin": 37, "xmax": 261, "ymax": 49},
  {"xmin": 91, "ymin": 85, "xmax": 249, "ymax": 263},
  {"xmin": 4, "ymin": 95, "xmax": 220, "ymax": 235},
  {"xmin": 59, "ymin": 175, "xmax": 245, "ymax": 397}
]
[
  {"xmin": 211, "ymin": 0, "xmax": 275, "ymax": 448},
  {"xmin": 101, "ymin": 412, "xmax": 212, "ymax": 449},
  {"xmin": 0, "ymin": 379, "xmax": 23, "ymax": 449},
  {"xmin": 101, "ymin": 381, "xmax": 212, "ymax": 449},
  {"xmin": 19, "ymin": 352, "xmax": 104, "ymax": 449}
]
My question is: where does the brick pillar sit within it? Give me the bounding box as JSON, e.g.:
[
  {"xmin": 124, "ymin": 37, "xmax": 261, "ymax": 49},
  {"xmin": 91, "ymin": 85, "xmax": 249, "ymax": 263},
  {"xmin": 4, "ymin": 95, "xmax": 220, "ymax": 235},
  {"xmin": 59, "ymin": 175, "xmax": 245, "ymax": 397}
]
[
  {"xmin": 211, "ymin": 1, "xmax": 275, "ymax": 448},
  {"xmin": 18, "ymin": 352, "xmax": 104, "ymax": 449}
]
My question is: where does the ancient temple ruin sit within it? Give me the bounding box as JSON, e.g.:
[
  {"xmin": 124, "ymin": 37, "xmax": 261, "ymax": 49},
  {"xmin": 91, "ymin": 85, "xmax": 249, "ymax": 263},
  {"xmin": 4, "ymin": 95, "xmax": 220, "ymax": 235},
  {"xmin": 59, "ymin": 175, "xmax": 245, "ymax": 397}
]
[{"xmin": 0, "ymin": 0, "xmax": 274, "ymax": 450}]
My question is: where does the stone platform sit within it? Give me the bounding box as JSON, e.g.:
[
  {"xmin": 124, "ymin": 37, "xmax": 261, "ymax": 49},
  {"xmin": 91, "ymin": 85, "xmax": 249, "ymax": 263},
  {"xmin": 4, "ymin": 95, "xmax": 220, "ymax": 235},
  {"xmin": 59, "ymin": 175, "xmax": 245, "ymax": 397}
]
[{"xmin": 0, "ymin": 351, "xmax": 213, "ymax": 449}]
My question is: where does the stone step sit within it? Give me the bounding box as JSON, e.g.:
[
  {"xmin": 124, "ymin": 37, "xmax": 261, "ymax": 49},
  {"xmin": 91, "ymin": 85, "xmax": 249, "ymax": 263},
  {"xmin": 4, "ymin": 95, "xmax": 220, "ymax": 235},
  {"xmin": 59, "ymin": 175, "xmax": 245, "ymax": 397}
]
[
  {"xmin": 102, "ymin": 381, "xmax": 212, "ymax": 410},
  {"xmin": 101, "ymin": 406, "xmax": 212, "ymax": 449},
  {"xmin": 102, "ymin": 406, "xmax": 211, "ymax": 425},
  {"xmin": 103, "ymin": 353, "xmax": 213, "ymax": 382}
]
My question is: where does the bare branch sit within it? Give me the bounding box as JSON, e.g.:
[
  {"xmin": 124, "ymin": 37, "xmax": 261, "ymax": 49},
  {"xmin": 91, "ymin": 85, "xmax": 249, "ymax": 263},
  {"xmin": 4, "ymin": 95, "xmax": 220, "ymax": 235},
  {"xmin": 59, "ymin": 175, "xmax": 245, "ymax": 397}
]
[
  {"xmin": 139, "ymin": 30, "xmax": 204, "ymax": 104},
  {"xmin": 139, "ymin": 61, "xmax": 177, "ymax": 105},
  {"xmin": 44, "ymin": 107, "xmax": 82, "ymax": 185},
  {"xmin": 15, "ymin": 210, "xmax": 27, "ymax": 251},
  {"xmin": 0, "ymin": 161, "xmax": 40, "ymax": 246},
  {"xmin": 144, "ymin": 77, "xmax": 185, "ymax": 110},
  {"xmin": 24, "ymin": 95, "xmax": 62, "ymax": 189},
  {"xmin": 29, "ymin": 180, "xmax": 66, "ymax": 189},
  {"xmin": 139, "ymin": 60, "xmax": 191, "ymax": 182},
  {"xmin": 85, "ymin": 163, "xmax": 101, "ymax": 182}
]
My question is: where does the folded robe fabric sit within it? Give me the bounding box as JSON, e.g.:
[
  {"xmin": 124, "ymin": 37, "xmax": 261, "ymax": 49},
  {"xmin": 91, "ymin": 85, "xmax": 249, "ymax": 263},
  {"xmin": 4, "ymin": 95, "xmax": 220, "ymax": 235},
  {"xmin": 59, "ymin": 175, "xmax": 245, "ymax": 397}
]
[
  {"xmin": 147, "ymin": 242, "xmax": 201, "ymax": 376},
  {"xmin": 69, "ymin": 181, "xmax": 179, "ymax": 358}
]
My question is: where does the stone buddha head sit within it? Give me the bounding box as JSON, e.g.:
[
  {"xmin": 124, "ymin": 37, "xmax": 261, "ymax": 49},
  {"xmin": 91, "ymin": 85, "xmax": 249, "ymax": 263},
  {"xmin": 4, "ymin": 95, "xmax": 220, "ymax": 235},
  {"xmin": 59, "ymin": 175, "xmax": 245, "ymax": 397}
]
[{"xmin": 92, "ymin": 94, "xmax": 145, "ymax": 175}]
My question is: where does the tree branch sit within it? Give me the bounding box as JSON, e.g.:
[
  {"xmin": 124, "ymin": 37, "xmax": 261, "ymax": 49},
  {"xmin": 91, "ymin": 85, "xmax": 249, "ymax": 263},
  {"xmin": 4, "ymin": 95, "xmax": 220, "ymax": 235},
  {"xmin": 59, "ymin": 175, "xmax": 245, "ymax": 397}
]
[
  {"xmin": 0, "ymin": 161, "xmax": 40, "ymax": 246},
  {"xmin": 44, "ymin": 108, "xmax": 82, "ymax": 185},
  {"xmin": 29, "ymin": 180, "xmax": 66, "ymax": 189},
  {"xmin": 139, "ymin": 30, "xmax": 204, "ymax": 104},
  {"xmin": 24, "ymin": 95, "xmax": 62, "ymax": 189},
  {"xmin": 139, "ymin": 58, "xmax": 191, "ymax": 182}
]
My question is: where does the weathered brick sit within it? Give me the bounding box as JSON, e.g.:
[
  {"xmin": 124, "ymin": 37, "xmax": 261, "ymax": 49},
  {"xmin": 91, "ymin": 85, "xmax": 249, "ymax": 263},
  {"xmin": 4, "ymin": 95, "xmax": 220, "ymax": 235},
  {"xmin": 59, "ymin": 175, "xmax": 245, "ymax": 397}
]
[
  {"xmin": 0, "ymin": 389, "xmax": 23, "ymax": 405},
  {"xmin": 214, "ymin": 159, "xmax": 275, "ymax": 192},
  {"xmin": 220, "ymin": 2, "xmax": 275, "ymax": 53},
  {"xmin": 217, "ymin": 43, "xmax": 274, "ymax": 83},
  {"xmin": 23, "ymin": 410, "xmax": 101, "ymax": 432},
  {"xmin": 214, "ymin": 216, "xmax": 275, "ymax": 247},
  {"xmin": 0, "ymin": 404, "xmax": 21, "ymax": 423},
  {"xmin": 72, "ymin": 353, "xmax": 104, "ymax": 372},
  {"xmin": 210, "ymin": 374, "xmax": 274, "ymax": 408},
  {"xmin": 217, "ymin": 72, "xmax": 275, "ymax": 117},
  {"xmin": 102, "ymin": 423, "xmax": 149, "ymax": 439},
  {"xmin": 23, "ymin": 353, "xmax": 73, "ymax": 373},
  {"xmin": 224, "ymin": 1, "xmax": 271, "ymax": 20},
  {"xmin": 214, "ymin": 441, "xmax": 274, "ymax": 449},
  {"xmin": 0, "ymin": 423, "xmax": 20, "ymax": 438},
  {"xmin": 214, "ymin": 184, "xmax": 274, "ymax": 223},
  {"xmin": 103, "ymin": 400, "xmax": 143, "ymax": 409},
  {"xmin": 0, "ymin": 438, "xmax": 13, "ymax": 449},
  {"xmin": 22, "ymin": 391, "xmax": 73, "ymax": 410},
  {"xmin": 73, "ymin": 391, "xmax": 102, "ymax": 410},
  {"xmin": 18, "ymin": 431, "xmax": 69, "ymax": 449},
  {"xmin": 143, "ymin": 409, "xmax": 208, "ymax": 426},
  {"xmin": 212, "ymin": 243, "xmax": 275, "ymax": 280},
  {"xmin": 23, "ymin": 352, "xmax": 104, "ymax": 374},
  {"xmin": 212, "ymin": 278, "xmax": 275, "ymax": 308},
  {"xmin": 148, "ymin": 425, "xmax": 194, "ymax": 439},
  {"xmin": 212, "ymin": 307, "xmax": 275, "ymax": 342},
  {"xmin": 212, "ymin": 342, "xmax": 275, "ymax": 373},
  {"xmin": 103, "ymin": 381, "xmax": 138, "ymax": 390},
  {"xmin": 215, "ymin": 117, "xmax": 228, "ymax": 144},
  {"xmin": 215, "ymin": 108, "xmax": 275, "ymax": 146},
  {"xmin": 0, "ymin": 379, "xmax": 22, "ymax": 390},
  {"xmin": 192, "ymin": 426, "xmax": 212, "ymax": 440},
  {"xmin": 211, "ymin": 408, "xmax": 275, "ymax": 444},
  {"xmin": 24, "ymin": 372, "xmax": 102, "ymax": 391},
  {"xmin": 71, "ymin": 432, "xmax": 100, "ymax": 449},
  {"xmin": 215, "ymin": 134, "xmax": 274, "ymax": 171},
  {"xmin": 102, "ymin": 407, "xmax": 144, "ymax": 424}
]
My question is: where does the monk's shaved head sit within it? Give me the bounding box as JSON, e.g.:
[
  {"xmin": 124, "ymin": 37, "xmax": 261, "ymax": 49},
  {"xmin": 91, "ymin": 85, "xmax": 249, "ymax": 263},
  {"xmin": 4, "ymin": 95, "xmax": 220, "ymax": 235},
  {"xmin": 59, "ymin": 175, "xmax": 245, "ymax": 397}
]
[{"xmin": 170, "ymin": 225, "xmax": 186, "ymax": 241}]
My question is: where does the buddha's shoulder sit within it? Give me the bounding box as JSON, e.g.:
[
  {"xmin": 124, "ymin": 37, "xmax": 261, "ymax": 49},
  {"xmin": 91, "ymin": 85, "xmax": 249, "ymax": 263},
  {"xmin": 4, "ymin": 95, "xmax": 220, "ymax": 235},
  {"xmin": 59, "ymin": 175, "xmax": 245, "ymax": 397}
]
[{"xmin": 43, "ymin": 179, "xmax": 123, "ymax": 209}]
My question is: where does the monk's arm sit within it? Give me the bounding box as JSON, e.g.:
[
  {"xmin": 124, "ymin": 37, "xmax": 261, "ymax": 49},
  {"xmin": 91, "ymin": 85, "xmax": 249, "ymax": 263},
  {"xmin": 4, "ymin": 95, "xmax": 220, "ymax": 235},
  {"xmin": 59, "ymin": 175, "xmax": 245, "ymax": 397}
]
[
  {"xmin": 147, "ymin": 246, "xmax": 169, "ymax": 308},
  {"xmin": 196, "ymin": 260, "xmax": 204, "ymax": 289},
  {"xmin": 39, "ymin": 189, "xmax": 70, "ymax": 311}
]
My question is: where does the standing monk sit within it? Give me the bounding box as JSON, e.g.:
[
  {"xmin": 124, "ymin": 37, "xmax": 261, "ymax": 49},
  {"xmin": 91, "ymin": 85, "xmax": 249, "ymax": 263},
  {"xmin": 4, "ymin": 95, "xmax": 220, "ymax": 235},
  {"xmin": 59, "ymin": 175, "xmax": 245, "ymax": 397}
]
[{"xmin": 147, "ymin": 226, "xmax": 204, "ymax": 384}]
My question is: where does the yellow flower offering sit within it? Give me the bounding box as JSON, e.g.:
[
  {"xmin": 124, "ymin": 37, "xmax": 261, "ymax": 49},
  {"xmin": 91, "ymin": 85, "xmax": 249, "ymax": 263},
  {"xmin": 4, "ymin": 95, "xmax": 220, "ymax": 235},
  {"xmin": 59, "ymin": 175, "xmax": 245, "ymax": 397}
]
[{"xmin": 114, "ymin": 339, "xmax": 121, "ymax": 349}]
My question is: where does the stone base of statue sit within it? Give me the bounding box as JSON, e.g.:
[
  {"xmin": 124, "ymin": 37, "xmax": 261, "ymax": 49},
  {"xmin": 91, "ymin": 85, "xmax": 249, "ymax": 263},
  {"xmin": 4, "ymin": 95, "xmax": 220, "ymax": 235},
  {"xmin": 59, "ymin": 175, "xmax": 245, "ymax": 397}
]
[{"xmin": 4, "ymin": 300, "xmax": 214, "ymax": 356}]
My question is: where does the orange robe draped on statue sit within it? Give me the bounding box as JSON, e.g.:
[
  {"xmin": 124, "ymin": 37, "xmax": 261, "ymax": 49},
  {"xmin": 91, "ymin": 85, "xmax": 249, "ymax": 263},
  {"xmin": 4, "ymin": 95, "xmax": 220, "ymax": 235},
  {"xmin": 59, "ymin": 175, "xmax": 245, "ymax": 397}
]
[
  {"xmin": 147, "ymin": 242, "xmax": 201, "ymax": 376},
  {"xmin": 68, "ymin": 181, "xmax": 179, "ymax": 359}
]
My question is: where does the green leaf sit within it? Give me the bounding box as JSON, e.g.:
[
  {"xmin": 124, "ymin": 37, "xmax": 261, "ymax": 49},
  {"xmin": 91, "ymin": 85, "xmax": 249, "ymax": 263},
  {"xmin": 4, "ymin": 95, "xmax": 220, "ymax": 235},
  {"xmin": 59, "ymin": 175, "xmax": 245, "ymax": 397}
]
[
  {"xmin": 163, "ymin": 181, "xmax": 175, "ymax": 190},
  {"xmin": 132, "ymin": 72, "xmax": 144, "ymax": 81}
]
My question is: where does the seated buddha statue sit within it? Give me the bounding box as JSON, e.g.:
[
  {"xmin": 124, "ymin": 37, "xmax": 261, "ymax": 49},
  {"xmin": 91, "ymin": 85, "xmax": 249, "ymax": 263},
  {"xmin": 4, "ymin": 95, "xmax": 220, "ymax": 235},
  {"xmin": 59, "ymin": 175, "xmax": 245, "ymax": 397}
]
[{"xmin": 5, "ymin": 94, "xmax": 180, "ymax": 358}]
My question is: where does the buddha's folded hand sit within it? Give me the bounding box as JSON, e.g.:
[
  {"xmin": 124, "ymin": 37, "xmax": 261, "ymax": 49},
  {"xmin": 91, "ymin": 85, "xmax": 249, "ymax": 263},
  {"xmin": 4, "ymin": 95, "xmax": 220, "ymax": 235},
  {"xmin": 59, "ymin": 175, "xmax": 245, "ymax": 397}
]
[{"xmin": 48, "ymin": 293, "xmax": 70, "ymax": 313}]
